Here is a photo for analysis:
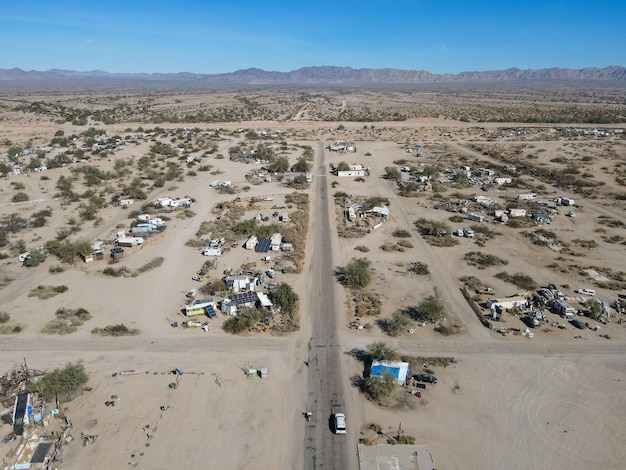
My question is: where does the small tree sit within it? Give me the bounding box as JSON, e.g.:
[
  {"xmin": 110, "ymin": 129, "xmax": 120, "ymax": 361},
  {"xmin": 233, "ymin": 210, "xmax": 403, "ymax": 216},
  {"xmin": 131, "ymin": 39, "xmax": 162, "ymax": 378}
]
[
  {"xmin": 384, "ymin": 167, "xmax": 402, "ymax": 182},
  {"xmin": 269, "ymin": 283, "xmax": 298, "ymax": 314},
  {"xmin": 453, "ymin": 172, "xmax": 469, "ymax": 186},
  {"xmin": 291, "ymin": 158, "xmax": 309, "ymax": 173},
  {"xmin": 585, "ymin": 298, "xmax": 603, "ymax": 320},
  {"xmin": 29, "ymin": 361, "xmax": 89, "ymax": 405},
  {"xmin": 12, "ymin": 192, "xmax": 30, "ymax": 203},
  {"xmin": 341, "ymin": 257, "xmax": 371, "ymax": 289},
  {"xmin": 269, "ymin": 157, "xmax": 289, "ymax": 173},
  {"xmin": 337, "ymin": 161, "xmax": 351, "ymax": 172},
  {"xmin": 367, "ymin": 342, "xmax": 399, "ymax": 362},
  {"xmin": 23, "ymin": 247, "xmax": 47, "ymax": 267},
  {"xmin": 222, "ymin": 306, "xmax": 263, "ymax": 334},
  {"xmin": 422, "ymin": 166, "xmax": 440, "ymax": 179},
  {"xmin": 416, "ymin": 296, "xmax": 446, "ymax": 323},
  {"xmin": 364, "ymin": 373, "xmax": 397, "ymax": 403},
  {"xmin": 1, "ymin": 213, "xmax": 28, "ymax": 233},
  {"xmin": 383, "ymin": 311, "xmax": 411, "ymax": 336}
]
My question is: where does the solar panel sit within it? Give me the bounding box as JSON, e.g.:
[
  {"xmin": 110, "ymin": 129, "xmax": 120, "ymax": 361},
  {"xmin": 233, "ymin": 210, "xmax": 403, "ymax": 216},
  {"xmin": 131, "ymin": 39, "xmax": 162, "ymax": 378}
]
[
  {"xmin": 231, "ymin": 291, "xmax": 259, "ymax": 305},
  {"xmin": 255, "ymin": 238, "xmax": 271, "ymax": 252}
]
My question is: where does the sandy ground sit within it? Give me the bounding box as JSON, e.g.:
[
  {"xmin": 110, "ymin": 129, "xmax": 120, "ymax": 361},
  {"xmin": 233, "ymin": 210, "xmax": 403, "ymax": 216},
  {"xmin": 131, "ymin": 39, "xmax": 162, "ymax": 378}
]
[{"xmin": 0, "ymin": 116, "xmax": 625, "ymax": 469}]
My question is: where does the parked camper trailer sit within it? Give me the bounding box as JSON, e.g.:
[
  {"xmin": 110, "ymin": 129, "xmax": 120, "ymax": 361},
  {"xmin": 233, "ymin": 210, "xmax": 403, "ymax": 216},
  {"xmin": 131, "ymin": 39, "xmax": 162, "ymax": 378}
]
[
  {"xmin": 117, "ymin": 236, "xmax": 144, "ymax": 247},
  {"xmin": 553, "ymin": 299, "xmax": 577, "ymax": 318}
]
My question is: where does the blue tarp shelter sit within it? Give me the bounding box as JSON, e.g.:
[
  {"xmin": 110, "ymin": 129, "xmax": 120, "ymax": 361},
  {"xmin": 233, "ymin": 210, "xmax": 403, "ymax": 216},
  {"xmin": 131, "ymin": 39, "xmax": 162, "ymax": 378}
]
[{"xmin": 370, "ymin": 361, "xmax": 410, "ymax": 386}]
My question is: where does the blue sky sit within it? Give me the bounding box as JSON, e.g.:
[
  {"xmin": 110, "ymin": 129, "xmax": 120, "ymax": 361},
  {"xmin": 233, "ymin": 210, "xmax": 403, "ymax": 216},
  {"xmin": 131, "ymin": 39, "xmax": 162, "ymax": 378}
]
[{"xmin": 1, "ymin": 0, "xmax": 624, "ymax": 74}]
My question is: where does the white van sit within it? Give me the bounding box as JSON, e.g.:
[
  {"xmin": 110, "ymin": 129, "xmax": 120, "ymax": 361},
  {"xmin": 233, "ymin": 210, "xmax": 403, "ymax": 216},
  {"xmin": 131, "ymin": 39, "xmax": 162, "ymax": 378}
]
[{"xmin": 576, "ymin": 288, "xmax": 596, "ymax": 296}]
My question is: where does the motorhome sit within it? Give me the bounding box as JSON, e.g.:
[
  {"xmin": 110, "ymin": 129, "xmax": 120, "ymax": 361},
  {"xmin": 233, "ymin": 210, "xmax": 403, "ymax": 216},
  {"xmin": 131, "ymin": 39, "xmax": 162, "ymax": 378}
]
[{"xmin": 553, "ymin": 299, "xmax": 577, "ymax": 318}]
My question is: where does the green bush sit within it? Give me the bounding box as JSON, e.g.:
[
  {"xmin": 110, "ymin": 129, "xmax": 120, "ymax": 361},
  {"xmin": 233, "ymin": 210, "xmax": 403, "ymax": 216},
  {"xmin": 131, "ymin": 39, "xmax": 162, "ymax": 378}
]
[
  {"xmin": 340, "ymin": 257, "xmax": 372, "ymax": 289},
  {"xmin": 382, "ymin": 311, "xmax": 411, "ymax": 336},
  {"xmin": 12, "ymin": 192, "xmax": 30, "ymax": 203},
  {"xmin": 222, "ymin": 307, "xmax": 263, "ymax": 334},
  {"xmin": 363, "ymin": 374, "xmax": 396, "ymax": 403},
  {"xmin": 495, "ymin": 272, "xmax": 538, "ymax": 290},
  {"xmin": 464, "ymin": 251, "xmax": 509, "ymax": 269}
]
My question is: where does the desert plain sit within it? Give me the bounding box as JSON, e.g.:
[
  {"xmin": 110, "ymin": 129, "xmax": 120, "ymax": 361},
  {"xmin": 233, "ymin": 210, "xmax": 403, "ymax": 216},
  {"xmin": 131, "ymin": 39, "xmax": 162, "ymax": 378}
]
[{"xmin": 0, "ymin": 84, "xmax": 625, "ymax": 469}]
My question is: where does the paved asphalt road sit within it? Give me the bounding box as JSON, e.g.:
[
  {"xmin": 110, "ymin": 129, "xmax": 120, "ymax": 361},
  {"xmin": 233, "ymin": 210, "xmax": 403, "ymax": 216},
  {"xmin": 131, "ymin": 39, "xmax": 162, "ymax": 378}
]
[{"xmin": 303, "ymin": 143, "xmax": 349, "ymax": 470}]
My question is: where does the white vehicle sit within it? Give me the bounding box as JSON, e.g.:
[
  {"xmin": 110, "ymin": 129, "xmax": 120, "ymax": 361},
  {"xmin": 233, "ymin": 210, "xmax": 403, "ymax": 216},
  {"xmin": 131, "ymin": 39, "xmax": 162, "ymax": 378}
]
[
  {"xmin": 202, "ymin": 248, "xmax": 222, "ymax": 257},
  {"xmin": 333, "ymin": 413, "xmax": 346, "ymax": 434},
  {"xmin": 463, "ymin": 227, "xmax": 475, "ymax": 238},
  {"xmin": 576, "ymin": 288, "xmax": 596, "ymax": 296}
]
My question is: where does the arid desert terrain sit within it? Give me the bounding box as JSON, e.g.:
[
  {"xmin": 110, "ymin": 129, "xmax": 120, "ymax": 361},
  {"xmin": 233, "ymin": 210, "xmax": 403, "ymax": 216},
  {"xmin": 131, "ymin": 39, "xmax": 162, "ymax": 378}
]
[{"xmin": 0, "ymin": 83, "xmax": 625, "ymax": 469}]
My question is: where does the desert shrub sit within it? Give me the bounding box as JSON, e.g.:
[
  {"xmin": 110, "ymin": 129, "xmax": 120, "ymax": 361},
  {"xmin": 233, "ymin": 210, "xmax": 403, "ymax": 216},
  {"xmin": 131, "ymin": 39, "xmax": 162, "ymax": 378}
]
[
  {"xmin": 222, "ymin": 307, "xmax": 263, "ymax": 334},
  {"xmin": 367, "ymin": 342, "xmax": 399, "ymax": 361},
  {"xmin": 495, "ymin": 272, "xmax": 538, "ymax": 290},
  {"xmin": 397, "ymin": 240, "xmax": 413, "ymax": 248},
  {"xmin": 414, "ymin": 218, "xmax": 458, "ymax": 246},
  {"xmin": 48, "ymin": 265, "xmax": 65, "ymax": 274},
  {"xmin": 583, "ymin": 299, "xmax": 603, "ymax": 320},
  {"xmin": 26, "ymin": 361, "xmax": 88, "ymax": 403},
  {"xmin": 200, "ymin": 278, "xmax": 227, "ymax": 295},
  {"xmin": 381, "ymin": 311, "xmax": 411, "ymax": 336},
  {"xmin": 573, "ymin": 239, "xmax": 598, "ymax": 249},
  {"xmin": 464, "ymin": 251, "xmax": 509, "ymax": 269},
  {"xmin": 470, "ymin": 225, "xmax": 500, "ymax": 239},
  {"xmin": 355, "ymin": 245, "xmax": 370, "ymax": 252},
  {"xmin": 23, "ymin": 247, "xmax": 47, "ymax": 267},
  {"xmin": 42, "ymin": 307, "xmax": 92, "ymax": 335},
  {"xmin": 102, "ymin": 266, "xmax": 134, "ymax": 277},
  {"xmin": 390, "ymin": 435, "xmax": 416, "ymax": 445},
  {"xmin": 400, "ymin": 296, "xmax": 446, "ymax": 323},
  {"xmin": 91, "ymin": 324, "xmax": 139, "ymax": 336},
  {"xmin": 363, "ymin": 374, "xmax": 396, "ymax": 403},
  {"xmin": 338, "ymin": 257, "xmax": 372, "ymax": 289},
  {"xmin": 407, "ymin": 262, "xmax": 429, "ymax": 275},
  {"xmin": 0, "ymin": 312, "xmax": 10, "ymax": 323},
  {"xmin": 28, "ymin": 285, "xmax": 69, "ymax": 299},
  {"xmin": 352, "ymin": 291, "xmax": 382, "ymax": 317},
  {"xmin": 449, "ymin": 215, "xmax": 464, "ymax": 223},
  {"xmin": 12, "ymin": 192, "xmax": 29, "ymax": 202},
  {"xmin": 434, "ymin": 324, "xmax": 462, "ymax": 336},
  {"xmin": 393, "ymin": 229, "xmax": 411, "ymax": 238},
  {"xmin": 506, "ymin": 218, "xmax": 534, "ymax": 228},
  {"xmin": 137, "ymin": 257, "xmax": 164, "ymax": 273},
  {"xmin": 597, "ymin": 281, "xmax": 626, "ymax": 290},
  {"xmin": 0, "ymin": 324, "xmax": 22, "ymax": 334}
]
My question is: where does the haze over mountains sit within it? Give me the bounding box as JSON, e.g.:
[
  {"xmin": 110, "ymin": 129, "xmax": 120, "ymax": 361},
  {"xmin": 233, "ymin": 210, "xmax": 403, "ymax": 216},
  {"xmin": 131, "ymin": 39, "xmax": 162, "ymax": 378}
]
[{"xmin": 0, "ymin": 65, "xmax": 625, "ymax": 85}]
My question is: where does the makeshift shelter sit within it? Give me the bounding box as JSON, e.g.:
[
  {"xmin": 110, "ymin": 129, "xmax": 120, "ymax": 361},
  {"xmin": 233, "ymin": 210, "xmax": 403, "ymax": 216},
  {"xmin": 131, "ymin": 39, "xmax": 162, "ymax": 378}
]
[{"xmin": 370, "ymin": 361, "xmax": 410, "ymax": 386}]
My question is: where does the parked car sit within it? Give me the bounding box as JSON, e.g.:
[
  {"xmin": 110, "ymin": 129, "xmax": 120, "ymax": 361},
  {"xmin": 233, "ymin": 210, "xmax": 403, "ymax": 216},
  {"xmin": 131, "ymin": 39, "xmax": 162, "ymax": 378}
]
[
  {"xmin": 570, "ymin": 319, "xmax": 587, "ymax": 330},
  {"xmin": 332, "ymin": 413, "xmax": 347, "ymax": 434},
  {"xmin": 523, "ymin": 316, "xmax": 540, "ymax": 328},
  {"xmin": 414, "ymin": 373, "xmax": 438, "ymax": 383}
]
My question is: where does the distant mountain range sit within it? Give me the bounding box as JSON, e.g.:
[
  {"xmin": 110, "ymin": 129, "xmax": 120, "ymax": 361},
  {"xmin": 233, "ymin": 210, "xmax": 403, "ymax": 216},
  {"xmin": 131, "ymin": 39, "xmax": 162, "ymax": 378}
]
[{"xmin": 0, "ymin": 65, "xmax": 625, "ymax": 84}]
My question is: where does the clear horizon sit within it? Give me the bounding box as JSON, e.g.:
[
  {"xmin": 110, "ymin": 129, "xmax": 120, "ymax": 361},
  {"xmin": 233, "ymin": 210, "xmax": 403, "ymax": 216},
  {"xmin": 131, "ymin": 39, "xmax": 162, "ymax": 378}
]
[{"xmin": 1, "ymin": 0, "xmax": 624, "ymax": 75}]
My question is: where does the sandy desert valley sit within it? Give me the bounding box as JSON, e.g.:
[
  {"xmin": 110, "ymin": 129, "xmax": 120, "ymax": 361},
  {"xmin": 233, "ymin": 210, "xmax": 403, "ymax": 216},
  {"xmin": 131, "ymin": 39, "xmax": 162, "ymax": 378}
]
[{"xmin": 0, "ymin": 82, "xmax": 625, "ymax": 469}]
